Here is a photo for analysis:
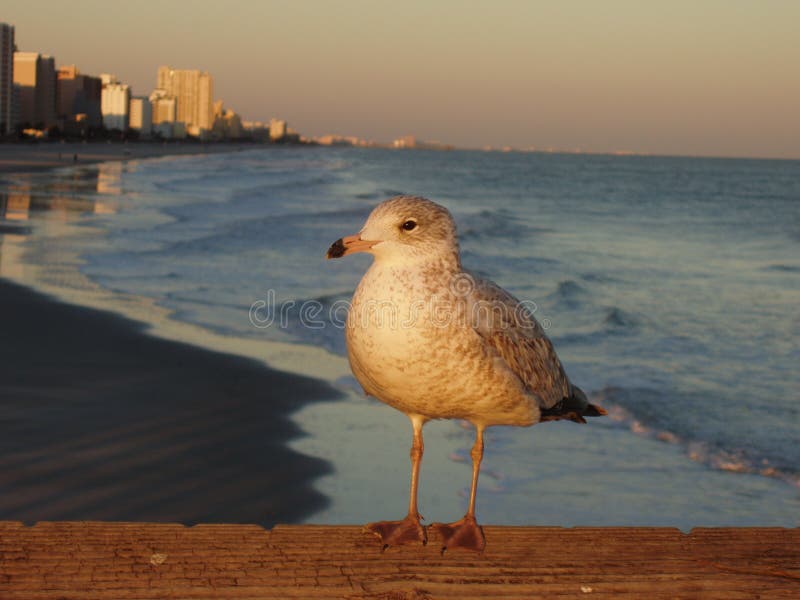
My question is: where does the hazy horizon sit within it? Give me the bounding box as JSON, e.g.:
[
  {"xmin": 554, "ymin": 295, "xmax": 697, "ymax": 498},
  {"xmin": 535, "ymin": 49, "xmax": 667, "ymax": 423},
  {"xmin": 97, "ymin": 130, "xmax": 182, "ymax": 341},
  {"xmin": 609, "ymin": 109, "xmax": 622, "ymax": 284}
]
[{"xmin": 5, "ymin": 0, "xmax": 799, "ymax": 159}]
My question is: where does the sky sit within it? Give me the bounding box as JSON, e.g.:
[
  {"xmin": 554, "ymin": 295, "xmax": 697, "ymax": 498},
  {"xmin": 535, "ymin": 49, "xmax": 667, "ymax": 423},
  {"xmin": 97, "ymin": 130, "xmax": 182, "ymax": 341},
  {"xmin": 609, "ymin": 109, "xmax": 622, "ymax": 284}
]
[{"xmin": 4, "ymin": 0, "xmax": 800, "ymax": 158}]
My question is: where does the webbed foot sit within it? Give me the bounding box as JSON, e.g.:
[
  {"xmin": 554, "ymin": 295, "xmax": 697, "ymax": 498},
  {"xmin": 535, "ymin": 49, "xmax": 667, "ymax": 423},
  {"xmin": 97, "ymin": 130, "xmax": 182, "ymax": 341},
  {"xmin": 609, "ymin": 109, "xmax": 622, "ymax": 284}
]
[
  {"xmin": 364, "ymin": 514, "xmax": 427, "ymax": 549},
  {"xmin": 430, "ymin": 515, "xmax": 485, "ymax": 553}
]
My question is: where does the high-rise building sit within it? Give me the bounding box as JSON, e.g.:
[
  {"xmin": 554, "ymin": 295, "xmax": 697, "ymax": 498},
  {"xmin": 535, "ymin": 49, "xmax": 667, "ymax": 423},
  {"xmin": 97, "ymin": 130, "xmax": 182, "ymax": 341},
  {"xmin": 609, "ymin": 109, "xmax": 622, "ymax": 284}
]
[
  {"xmin": 156, "ymin": 66, "xmax": 213, "ymax": 137},
  {"xmin": 128, "ymin": 96, "xmax": 152, "ymax": 138},
  {"xmin": 57, "ymin": 65, "xmax": 102, "ymax": 128},
  {"xmin": 0, "ymin": 23, "xmax": 14, "ymax": 134},
  {"xmin": 149, "ymin": 88, "xmax": 176, "ymax": 123},
  {"xmin": 99, "ymin": 73, "xmax": 130, "ymax": 131},
  {"xmin": 13, "ymin": 52, "xmax": 57, "ymax": 130},
  {"xmin": 149, "ymin": 88, "xmax": 178, "ymax": 138},
  {"xmin": 39, "ymin": 56, "xmax": 57, "ymax": 128}
]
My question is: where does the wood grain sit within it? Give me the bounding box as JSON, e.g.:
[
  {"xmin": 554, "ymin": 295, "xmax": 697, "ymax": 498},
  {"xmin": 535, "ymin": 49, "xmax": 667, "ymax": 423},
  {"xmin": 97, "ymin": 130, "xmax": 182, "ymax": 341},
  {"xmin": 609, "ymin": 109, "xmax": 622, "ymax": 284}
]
[{"xmin": 1, "ymin": 522, "xmax": 798, "ymax": 598}]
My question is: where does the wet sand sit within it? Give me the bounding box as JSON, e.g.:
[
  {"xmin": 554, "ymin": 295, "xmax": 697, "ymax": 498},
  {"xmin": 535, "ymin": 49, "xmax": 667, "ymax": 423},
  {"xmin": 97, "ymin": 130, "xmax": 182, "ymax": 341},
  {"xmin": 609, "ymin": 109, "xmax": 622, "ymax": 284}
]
[
  {"xmin": 0, "ymin": 141, "xmax": 257, "ymax": 175},
  {"xmin": 0, "ymin": 278, "xmax": 340, "ymax": 526}
]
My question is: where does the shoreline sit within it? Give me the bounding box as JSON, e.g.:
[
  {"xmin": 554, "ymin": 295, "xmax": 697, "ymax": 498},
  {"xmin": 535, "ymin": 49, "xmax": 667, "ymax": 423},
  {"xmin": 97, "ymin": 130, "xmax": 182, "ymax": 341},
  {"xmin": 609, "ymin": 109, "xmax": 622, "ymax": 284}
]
[
  {"xmin": 0, "ymin": 146, "xmax": 354, "ymax": 525},
  {"xmin": 0, "ymin": 277, "xmax": 341, "ymax": 525},
  {"xmin": 2, "ymin": 142, "xmax": 795, "ymax": 180},
  {"xmin": 0, "ymin": 140, "xmax": 264, "ymax": 177}
]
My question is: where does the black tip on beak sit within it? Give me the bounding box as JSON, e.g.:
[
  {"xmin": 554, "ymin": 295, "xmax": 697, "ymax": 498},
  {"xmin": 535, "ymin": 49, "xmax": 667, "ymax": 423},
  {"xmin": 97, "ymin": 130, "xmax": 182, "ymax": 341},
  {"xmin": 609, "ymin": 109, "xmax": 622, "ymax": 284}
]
[{"xmin": 326, "ymin": 238, "xmax": 346, "ymax": 259}]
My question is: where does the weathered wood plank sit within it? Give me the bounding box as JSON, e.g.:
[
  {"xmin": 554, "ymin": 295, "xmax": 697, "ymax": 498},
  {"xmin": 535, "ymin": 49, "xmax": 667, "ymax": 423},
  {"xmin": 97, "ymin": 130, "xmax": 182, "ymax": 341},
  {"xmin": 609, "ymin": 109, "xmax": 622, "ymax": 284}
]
[{"xmin": 0, "ymin": 522, "xmax": 797, "ymax": 599}]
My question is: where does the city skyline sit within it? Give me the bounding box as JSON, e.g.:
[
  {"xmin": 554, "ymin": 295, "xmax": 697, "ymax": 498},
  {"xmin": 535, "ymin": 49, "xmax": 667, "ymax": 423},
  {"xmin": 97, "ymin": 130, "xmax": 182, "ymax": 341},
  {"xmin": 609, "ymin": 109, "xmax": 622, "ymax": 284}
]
[{"xmin": 3, "ymin": 0, "xmax": 800, "ymax": 159}]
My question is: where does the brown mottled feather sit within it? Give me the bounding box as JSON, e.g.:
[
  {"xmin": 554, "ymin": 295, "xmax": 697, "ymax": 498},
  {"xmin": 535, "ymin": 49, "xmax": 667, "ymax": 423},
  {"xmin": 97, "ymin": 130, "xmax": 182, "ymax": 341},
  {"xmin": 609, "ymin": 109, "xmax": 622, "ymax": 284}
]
[
  {"xmin": 468, "ymin": 275, "xmax": 605, "ymax": 422},
  {"xmin": 469, "ymin": 276, "xmax": 569, "ymax": 410}
]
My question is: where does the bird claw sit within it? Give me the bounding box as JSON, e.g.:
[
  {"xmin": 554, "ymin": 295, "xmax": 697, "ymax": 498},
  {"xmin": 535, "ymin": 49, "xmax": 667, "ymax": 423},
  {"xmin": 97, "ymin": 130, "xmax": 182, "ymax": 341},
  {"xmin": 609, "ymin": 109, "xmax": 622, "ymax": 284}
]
[
  {"xmin": 430, "ymin": 515, "xmax": 485, "ymax": 553},
  {"xmin": 364, "ymin": 514, "xmax": 427, "ymax": 549}
]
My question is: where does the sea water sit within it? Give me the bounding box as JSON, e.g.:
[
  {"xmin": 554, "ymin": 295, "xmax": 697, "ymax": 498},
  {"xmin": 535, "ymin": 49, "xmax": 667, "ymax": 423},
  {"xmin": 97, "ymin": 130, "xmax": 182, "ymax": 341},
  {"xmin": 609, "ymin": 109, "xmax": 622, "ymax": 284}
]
[{"xmin": 1, "ymin": 146, "xmax": 798, "ymax": 528}]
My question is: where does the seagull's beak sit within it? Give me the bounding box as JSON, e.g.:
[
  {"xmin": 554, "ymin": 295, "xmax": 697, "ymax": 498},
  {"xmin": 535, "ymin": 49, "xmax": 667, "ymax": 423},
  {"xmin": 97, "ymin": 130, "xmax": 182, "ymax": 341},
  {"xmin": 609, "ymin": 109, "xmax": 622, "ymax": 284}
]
[{"xmin": 326, "ymin": 234, "xmax": 378, "ymax": 259}]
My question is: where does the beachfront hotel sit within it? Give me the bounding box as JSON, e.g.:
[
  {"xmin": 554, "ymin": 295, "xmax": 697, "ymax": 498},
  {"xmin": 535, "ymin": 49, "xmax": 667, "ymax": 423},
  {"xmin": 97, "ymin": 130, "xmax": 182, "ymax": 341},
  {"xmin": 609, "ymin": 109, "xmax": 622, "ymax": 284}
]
[
  {"xmin": 156, "ymin": 66, "xmax": 213, "ymax": 138},
  {"xmin": 99, "ymin": 74, "xmax": 130, "ymax": 132},
  {"xmin": 0, "ymin": 22, "xmax": 14, "ymax": 134},
  {"xmin": 57, "ymin": 65, "xmax": 102, "ymax": 130},
  {"xmin": 13, "ymin": 52, "xmax": 57, "ymax": 131},
  {"xmin": 148, "ymin": 88, "xmax": 178, "ymax": 138},
  {"xmin": 0, "ymin": 21, "xmax": 256, "ymax": 142},
  {"xmin": 128, "ymin": 96, "xmax": 152, "ymax": 138}
]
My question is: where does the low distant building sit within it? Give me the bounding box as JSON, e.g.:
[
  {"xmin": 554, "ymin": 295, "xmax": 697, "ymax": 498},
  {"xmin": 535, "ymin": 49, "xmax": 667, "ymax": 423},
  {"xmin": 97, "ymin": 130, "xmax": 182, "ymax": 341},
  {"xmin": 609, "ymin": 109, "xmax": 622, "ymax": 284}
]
[
  {"xmin": 242, "ymin": 120, "xmax": 269, "ymax": 142},
  {"xmin": 269, "ymin": 118, "xmax": 287, "ymax": 141},
  {"xmin": 317, "ymin": 135, "xmax": 347, "ymax": 146},
  {"xmin": 57, "ymin": 65, "xmax": 102, "ymax": 130},
  {"xmin": 99, "ymin": 74, "xmax": 130, "ymax": 131},
  {"xmin": 228, "ymin": 112, "xmax": 243, "ymax": 138},
  {"xmin": 0, "ymin": 23, "xmax": 14, "ymax": 134},
  {"xmin": 211, "ymin": 100, "xmax": 243, "ymax": 139},
  {"xmin": 316, "ymin": 134, "xmax": 371, "ymax": 147},
  {"xmin": 128, "ymin": 96, "xmax": 152, "ymax": 138},
  {"xmin": 393, "ymin": 135, "xmax": 416, "ymax": 149},
  {"xmin": 392, "ymin": 134, "xmax": 453, "ymax": 151},
  {"xmin": 286, "ymin": 127, "xmax": 301, "ymax": 143},
  {"xmin": 13, "ymin": 52, "xmax": 57, "ymax": 130}
]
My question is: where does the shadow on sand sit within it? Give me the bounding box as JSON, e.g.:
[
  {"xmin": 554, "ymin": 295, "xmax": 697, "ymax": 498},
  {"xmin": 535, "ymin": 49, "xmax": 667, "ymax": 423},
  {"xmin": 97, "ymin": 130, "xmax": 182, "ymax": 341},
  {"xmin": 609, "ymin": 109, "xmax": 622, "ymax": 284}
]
[{"xmin": 0, "ymin": 278, "xmax": 339, "ymax": 526}]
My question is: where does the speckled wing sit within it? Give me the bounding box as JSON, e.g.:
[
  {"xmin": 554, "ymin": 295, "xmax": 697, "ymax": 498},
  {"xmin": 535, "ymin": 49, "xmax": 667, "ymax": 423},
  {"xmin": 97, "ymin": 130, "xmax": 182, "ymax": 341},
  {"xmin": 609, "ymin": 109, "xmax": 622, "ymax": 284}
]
[{"xmin": 467, "ymin": 274, "xmax": 570, "ymax": 410}]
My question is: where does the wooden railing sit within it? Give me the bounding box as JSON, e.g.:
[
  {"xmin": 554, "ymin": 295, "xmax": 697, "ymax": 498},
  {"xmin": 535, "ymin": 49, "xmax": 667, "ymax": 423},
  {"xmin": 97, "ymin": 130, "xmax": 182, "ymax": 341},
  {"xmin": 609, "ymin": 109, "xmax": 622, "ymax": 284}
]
[{"xmin": 1, "ymin": 522, "xmax": 798, "ymax": 598}]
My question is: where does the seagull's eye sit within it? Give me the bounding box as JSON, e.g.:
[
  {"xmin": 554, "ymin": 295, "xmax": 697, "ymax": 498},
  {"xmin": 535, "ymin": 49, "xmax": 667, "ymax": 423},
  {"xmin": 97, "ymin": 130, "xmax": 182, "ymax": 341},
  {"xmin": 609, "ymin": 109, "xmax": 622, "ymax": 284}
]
[{"xmin": 401, "ymin": 220, "xmax": 417, "ymax": 231}]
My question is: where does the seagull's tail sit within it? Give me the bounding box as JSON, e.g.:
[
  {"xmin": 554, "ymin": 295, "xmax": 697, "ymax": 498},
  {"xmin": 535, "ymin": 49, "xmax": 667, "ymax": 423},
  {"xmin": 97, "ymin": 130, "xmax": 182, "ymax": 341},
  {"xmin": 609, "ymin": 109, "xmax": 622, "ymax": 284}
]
[{"xmin": 540, "ymin": 385, "xmax": 608, "ymax": 424}]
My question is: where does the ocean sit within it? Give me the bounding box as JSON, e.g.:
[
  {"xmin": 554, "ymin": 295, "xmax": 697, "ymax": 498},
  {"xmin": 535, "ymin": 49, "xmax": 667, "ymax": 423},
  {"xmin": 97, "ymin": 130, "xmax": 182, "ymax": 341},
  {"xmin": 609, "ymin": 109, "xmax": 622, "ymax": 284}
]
[{"xmin": 1, "ymin": 146, "xmax": 798, "ymax": 529}]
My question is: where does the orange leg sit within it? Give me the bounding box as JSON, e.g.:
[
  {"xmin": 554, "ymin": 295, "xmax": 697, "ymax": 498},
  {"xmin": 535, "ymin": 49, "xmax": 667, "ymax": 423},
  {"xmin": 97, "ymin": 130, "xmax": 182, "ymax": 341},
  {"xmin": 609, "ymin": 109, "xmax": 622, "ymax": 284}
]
[
  {"xmin": 431, "ymin": 424, "xmax": 486, "ymax": 553},
  {"xmin": 365, "ymin": 415, "xmax": 427, "ymax": 548}
]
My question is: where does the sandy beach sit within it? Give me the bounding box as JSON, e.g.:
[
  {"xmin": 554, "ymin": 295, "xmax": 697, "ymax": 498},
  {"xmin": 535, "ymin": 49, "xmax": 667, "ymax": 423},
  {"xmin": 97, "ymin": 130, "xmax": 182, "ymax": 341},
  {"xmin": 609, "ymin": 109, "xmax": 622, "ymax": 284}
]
[
  {"xmin": 0, "ymin": 277, "xmax": 341, "ymax": 525},
  {"xmin": 0, "ymin": 143, "xmax": 350, "ymax": 526},
  {"xmin": 0, "ymin": 142, "xmax": 357, "ymax": 528},
  {"xmin": 0, "ymin": 141, "xmax": 258, "ymax": 175}
]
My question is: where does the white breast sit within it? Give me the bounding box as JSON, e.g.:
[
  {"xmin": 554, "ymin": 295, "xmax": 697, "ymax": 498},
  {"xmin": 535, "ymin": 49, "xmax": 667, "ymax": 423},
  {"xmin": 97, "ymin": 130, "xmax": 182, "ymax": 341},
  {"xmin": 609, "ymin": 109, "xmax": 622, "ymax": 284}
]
[{"xmin": 345, "ymin": 263, "xmax": 538, "ymax": 426}]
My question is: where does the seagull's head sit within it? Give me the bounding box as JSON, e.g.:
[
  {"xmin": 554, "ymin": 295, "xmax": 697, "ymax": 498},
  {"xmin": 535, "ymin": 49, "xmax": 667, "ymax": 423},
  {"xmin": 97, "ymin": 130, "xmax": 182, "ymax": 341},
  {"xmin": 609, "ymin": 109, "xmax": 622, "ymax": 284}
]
[{"xmin": 327, "ymin": 196, "xmax": 460, "ymax": 266}]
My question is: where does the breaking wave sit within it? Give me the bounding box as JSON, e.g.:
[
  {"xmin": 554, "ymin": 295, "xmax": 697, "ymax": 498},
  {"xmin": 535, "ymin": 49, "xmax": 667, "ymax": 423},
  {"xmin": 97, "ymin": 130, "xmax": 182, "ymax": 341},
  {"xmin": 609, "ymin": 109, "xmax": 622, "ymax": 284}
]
[{"xmin": 594, "ymin": 386, "xmax": 800, "ymax": 489}]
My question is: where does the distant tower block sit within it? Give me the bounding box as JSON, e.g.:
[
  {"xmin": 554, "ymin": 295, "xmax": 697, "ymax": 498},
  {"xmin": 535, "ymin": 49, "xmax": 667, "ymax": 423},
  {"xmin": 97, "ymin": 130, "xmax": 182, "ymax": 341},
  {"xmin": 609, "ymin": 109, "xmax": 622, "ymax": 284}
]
[
  {"xmin": 57, "ymin": 65, "xmax": 103, "ymax": 129},
  {"xmin": 156, "ymin": 66, "xmax": 213, "ymax": 138},
  {"xmin": 149, "ymin": 88, "xmax": 178, "ymax": 138},
  {"xmin": 100, "ymin": 74, "xmax": 130, "ymax": 131},
  {"xmin": 0, "ymin": 22, "xmax": 15, "ymax": 133},
  {"xmin": 128, "ymin": 96, "xmax": 152, "ymax": 138},
  {"xmin": 13, "ymin": 51, "xmax": 57, "ymax": 130}
]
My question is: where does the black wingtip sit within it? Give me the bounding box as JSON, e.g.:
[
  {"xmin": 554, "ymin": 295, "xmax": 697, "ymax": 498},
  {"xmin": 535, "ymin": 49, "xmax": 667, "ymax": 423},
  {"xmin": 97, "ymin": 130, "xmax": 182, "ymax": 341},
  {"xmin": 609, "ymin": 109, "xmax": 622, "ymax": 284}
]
[
  {"xmin": 585, "ymin": 403, "xmax": 608, "ymax": 417},
  {"xmin": 540, "ymin": 386, "xmax": 608, "ymax": 423}
]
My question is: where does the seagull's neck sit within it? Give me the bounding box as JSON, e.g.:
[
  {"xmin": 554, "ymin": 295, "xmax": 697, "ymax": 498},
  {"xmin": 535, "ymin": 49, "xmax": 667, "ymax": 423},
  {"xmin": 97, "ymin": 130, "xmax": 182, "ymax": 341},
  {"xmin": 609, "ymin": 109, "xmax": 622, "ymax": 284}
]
[{"xmin": 372, "ymin": 249, "xmax": 462, "ymax": 275}]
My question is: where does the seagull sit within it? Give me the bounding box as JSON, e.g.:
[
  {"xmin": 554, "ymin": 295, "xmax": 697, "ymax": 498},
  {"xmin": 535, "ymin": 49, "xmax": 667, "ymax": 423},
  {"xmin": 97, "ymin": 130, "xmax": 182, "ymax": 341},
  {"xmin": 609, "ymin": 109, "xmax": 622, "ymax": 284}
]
[{"xmin": 326, "ymin": 196, "xmax": 606, "ymax": 552}]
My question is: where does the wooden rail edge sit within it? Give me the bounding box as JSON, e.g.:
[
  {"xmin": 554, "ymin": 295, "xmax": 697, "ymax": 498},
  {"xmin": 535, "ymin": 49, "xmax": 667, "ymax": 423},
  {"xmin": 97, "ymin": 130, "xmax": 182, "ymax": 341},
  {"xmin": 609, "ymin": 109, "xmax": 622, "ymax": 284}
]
[{"xmin": 1, "ymin": 522, "xmax": 798, "ymax": 598}]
